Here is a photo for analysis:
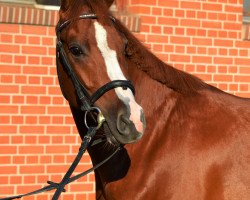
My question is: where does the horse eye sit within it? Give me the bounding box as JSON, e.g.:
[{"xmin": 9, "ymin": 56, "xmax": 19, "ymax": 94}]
[{"xmin": 69, "ymin": 46, "xmax": 84, "ymax": 57}]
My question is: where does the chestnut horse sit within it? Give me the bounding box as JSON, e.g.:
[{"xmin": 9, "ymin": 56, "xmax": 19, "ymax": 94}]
[{"xmin": 56, "ymin": 0, "xmax": 250, "ymax": 199}]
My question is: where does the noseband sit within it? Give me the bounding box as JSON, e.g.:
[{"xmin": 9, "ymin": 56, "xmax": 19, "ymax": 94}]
[{"xmin": 56, "ymin": 13, "xmax": 135, "ymax": 112}]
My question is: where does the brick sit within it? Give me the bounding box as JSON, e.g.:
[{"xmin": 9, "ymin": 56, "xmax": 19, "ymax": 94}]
[
  {"xmin": 20, "ymin": 106, "xmax": 45, "ymax": 114},
  {"xmin": 0, "ymin": 44, "xmax": 20, "ymax": 53},
  {"xmin": 28, "ymin": 56, "xmax": 40, "ymax": 64},
  {"xmin": 21, "ymin": 25, "xmax": 47, "ymax": 35},
  {"xmin": 239, "ymin": 67, "xmax": 250, "ymax": 74},
  {"xmin": 129, "ymin": 6, "xmax": 151, "ymax": 14},
  {"xmin": 11, "ymin": 177, "xmax": 24, "ymax": 189},
  {"xmin": 0, "ymin": 24, "xmax": 20, "ymax": 33},
  {"xmin": 40, "ymin": 155, "xmax": 52, "ymax": 164},
  {"xmin": 14, "ymin": 35, "xmax": 27, "ymax": 44},
  {"xmin": 197, "ymin": 11, "xmax": 207, "ymax": 19},
  {"xmin": 214, "ymin": 75, "xmax": 233, "ymax": 82},
  {"xmin": 47, "ymin": 165, "xmax": 72, "ymax": 173},
  {"xmin": 28, "ymin": 36, "xmax": 41, "ymax": 45},
  {"xmin": 0, "ymin": 34, "xmax": 13, "ymax": 43},
  {"xmin": 214, "ymin": 57, "xmax": 233, "ymax": 64},
  {"xmin": 202, "ymin": 21, "xmax": 222, "ymax": 29},
  {"xmin": 158, "ymin": 0, "xmax": 179, "ymax": 7},
  {"xmin": 0, "ymin": 146, "xmax": 17, "ymax": 154},
  {"xmin": 19, "ymin": 146, "xmax": 44, "ymax": 154},
  {"xmin": 214, "ymin": 39, "xmax": 233, "ymax": 47},
  {"xmin": 12, "ymin": 156, "xmax": 25, "ymax": 164},
  {"xmin": 23, "ymin": 175, "xmax": 36, "ymax": 183},
  {"xmin": 22, "ymin": 46, "xmax": 47, "ymax": 55},
  {"xmin": 192, "ymin": 38, "xmax": 212, "ymax": 46},
  {"xmin": 11, "ymin": 136, "xmax": 24, "ymax": 144},
  {"xmin": 203, "ymin": 3, "xmax": 222, "ymax": 11},
  {"xmin": 225, "ymin": 5, "xmax": 242, "ymax": 13},
  {"xmin": 158, "ymin": 17, "xmax": 178, "ymax": 26},
  {"xmin": 141, "ymin": 16, "xmax": 156, "ymax": 24},
  {"xmin": 53, "ymin": 155, "xmax": 65, "ymax": 163},
  {"xmin": 235, "ymin": 58, "xmax": 250, "ymax": 66},
  {"xmin": 12, "ymin": 95, "xmax": 25, "ymax": 104},
  {"xmin": 151, "ymin": 25, "xmax": 162, "ymax": 33},
  {"xmin": 181, "ymin": 1, "xmax": 201, "ymax": 9},
  {"xmin": 0, "ymin": 105, "xmax": 18, "ymax": 114},
  {"xmin": 180, "ymin": 19, "xmax": 200, "ymax": 27},
  {"xmin": 21, "ymin": 86, "xmax": 46, "ymax": 95},
  {"xmin": 69, "ymin": 183, "xmax": 93, "ymax": 192},
  {"xmin": 192, "ymin": 56, "xmax": 212, "ymax": 64},
  {"xmin": 0, "ymin": 54, "xmax": 13, "ymax": 63},
  {"xmin": 141, "ymin": 0, "xmax": 156, "ymax": 5},
  {"xmin": 41, "ymin": 57, "xmax": 53, "ymax": 65},
  {"xmin": 148, "ymin": 35, "xmax": 168, "ymax": 43},
  {"xmin": 25, "ymin": 116, "xmax": 37, "ymax": 124},
  {"xmin": 235, "ymin": 41, "xmax": 250, "ymax": 48},
  {"xmin": 186, "ymin": 11, "xmax": 196, "ymax": 18},
  {"xmin": 14, "ymin": 55, "xmax": 26, "ymax": 64},
  {"xmin": 235, "ymin": 75, "xmax": 250, "ymax": 83},
  {"xmin": 0, "ymin": 186, "xmax": 14, "ymax": 195},
  {"xmin": 175, "ymin": 28, "xmax": 185, "ymax": 35},
  {"xmin": 19, "ymin": 126, "xmax": 45, "ymax": 134},
  {"xmin": 46, "ymin": 126, "xmax": 71, "ymax": 134},
  {"xmin": 196, "ymin": 74, "xmax": 212, "ymax": 82},
  {"xmin": 175, "ymin": 9, "xmax": 185, "ymax": 17},
  {"xmin": 0, "ymin": 115, "xmax": 10, "ymax": 123},
  {"xmin": 0, "ymin": 156, "xmax": 11, "ymax": 164},
  {"xmin": 170, "ymin": 54, "xmax": 190, "ymax": 63},
  {"xmin": 1, "ymin": 75, "xmax": 13, "ymax": 83},
  {"xmin": 170, "ymin": 36, "xmax": 190, "ymax": 44},
  {"xmin": 218, "ymin": 66, "xmax": 228, "ymax": 73},
  {"xmin": 28, "ymin": 76, "xmax": 41, "ymax": 84},
  {"xmin": 12, "ymin": 116, "xmax": 24, "ymax": 124},
  {"xmin": 0, "ymin": 125, "xmax": 17, "ymax": 134},
  {"xmin": 218, "ymin": 31, "xmax": 227, "ymax": 38},
  {"xmin": 23, "ymin": 66, "xmax": 48, "ymax": 75},
  {"xmin": 224, "ymin": 22, "xmax": 241, "ymax": 30},
  {"xmin": 15, "ymin": 76, "xmax": 27, "ymax": 84},
  {"xmin": 197, "ymin": 47, "xmax": 207, "ymax": 54}
]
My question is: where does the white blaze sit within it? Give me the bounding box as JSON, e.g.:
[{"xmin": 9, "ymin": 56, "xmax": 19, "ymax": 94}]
[{"xmin": 94, "ymin": 22, "xmax": 144, "ymax": 133}]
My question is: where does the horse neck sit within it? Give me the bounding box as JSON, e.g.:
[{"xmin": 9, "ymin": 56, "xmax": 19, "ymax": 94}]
[{"xmin": 127, "ymin": 58, "xmax": 180, "ymax": 130}]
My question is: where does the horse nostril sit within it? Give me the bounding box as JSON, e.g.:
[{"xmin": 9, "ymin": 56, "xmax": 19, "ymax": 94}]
[{"xmin": 117, "ymin": 115, "xmax": 131, "ymax": 136}]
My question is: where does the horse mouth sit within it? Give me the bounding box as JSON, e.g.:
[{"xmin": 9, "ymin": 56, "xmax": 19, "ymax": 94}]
[{"xmin": 103, "ymin": 115, "xmax": 145, "ymax": 145}]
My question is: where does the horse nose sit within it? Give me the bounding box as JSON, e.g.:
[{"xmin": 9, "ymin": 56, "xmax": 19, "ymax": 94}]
[
  {"xmin": 117, "ymin": 108, "xmax": 146, "ymax": 136},
  {"xmin": 117, "ymin": 114, "xmax": 131, "ymax": 136}
]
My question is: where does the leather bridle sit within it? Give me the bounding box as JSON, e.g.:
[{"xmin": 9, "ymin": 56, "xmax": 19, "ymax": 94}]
[{"xmin": 56, "ymin": 13, "xmax": 135, "ymax": 112}]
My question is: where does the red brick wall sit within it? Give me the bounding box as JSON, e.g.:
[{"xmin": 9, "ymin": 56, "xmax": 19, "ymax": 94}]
[{"xmin": 0, "ymin": 0, "xmax": 250, "ymax": 199}]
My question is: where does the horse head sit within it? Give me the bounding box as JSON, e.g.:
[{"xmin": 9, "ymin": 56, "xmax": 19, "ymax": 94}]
[{"xmin": 56, "ymin": 0, "xmax": 146, "ymax": 144}]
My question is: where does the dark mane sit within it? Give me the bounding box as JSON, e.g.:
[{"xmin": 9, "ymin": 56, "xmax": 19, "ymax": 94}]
[{"xmin": 113, "ymin": 18, "xmax": 212, "ymax": 95}]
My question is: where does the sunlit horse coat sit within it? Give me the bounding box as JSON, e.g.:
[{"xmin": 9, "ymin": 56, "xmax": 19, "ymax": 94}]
[{"xmin": 57, "ymin": 0, "xmax": 250, "ymax": 199}]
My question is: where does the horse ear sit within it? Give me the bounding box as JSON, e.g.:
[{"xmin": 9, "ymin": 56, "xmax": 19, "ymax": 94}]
[
  {"xmin": 60, "ymin": 0, "xmax": 70, "ymax": 11},
  {"xmin": 104, "ymin": 0, "xmax": 115, "ymax": 8}
]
